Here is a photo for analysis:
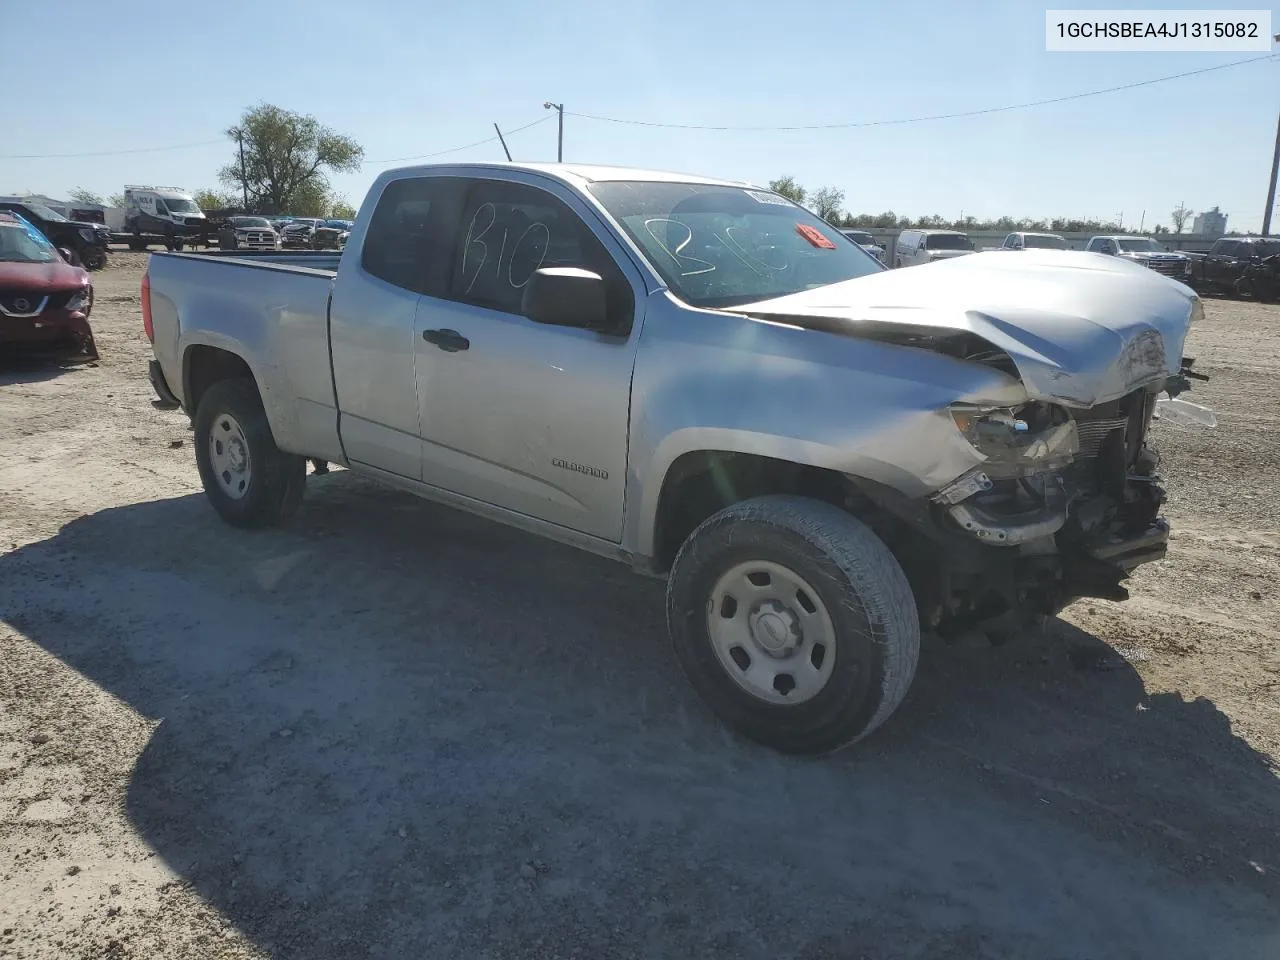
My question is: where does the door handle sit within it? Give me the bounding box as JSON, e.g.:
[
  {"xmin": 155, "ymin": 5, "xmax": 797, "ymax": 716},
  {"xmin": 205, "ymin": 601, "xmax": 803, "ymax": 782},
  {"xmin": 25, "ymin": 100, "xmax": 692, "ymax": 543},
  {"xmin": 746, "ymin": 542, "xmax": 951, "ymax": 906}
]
[{"xmin": 423, "ymin": 328, "xmax": 470, "ymax": 352}]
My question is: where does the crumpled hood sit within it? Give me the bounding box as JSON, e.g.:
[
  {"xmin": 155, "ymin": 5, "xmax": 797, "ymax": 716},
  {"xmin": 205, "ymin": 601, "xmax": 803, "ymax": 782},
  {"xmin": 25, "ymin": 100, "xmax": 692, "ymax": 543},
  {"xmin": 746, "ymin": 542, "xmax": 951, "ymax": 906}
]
[
  {"xmin": 736, "ymin": 249, "xmax": 1197, "ymax": 408},
  {"xmin": 0, "ymin": 259, "xmax": 89, "ymax": 292}
]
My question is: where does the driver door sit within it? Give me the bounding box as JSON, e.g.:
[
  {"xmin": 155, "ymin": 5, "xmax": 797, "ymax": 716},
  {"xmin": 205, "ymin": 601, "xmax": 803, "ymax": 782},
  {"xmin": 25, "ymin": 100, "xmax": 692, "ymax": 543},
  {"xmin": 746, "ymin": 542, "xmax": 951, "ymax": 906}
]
[{"xmin": 412, "ymin": 175, "xmax": 642, "ymax": 541}]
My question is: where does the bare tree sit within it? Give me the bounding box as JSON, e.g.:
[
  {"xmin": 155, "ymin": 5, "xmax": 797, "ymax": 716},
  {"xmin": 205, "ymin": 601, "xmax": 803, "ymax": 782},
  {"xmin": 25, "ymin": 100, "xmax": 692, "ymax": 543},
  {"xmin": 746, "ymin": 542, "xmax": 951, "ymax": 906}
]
[
  {"xmin": 1171, "ymin": 202, "xmax": 1194, "ymax": 234},
  {"xmin": 809, "ymin": 186, "xmax": 845, "ymax": 224}
]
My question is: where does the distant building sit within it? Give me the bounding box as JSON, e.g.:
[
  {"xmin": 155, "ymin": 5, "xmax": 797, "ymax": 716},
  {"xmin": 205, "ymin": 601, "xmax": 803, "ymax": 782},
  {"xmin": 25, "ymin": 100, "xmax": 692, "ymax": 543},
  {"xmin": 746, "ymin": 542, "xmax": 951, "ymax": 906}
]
[{"xmin": 1192, "ymin": 206, "xmax": 1227, "ymax": 236}]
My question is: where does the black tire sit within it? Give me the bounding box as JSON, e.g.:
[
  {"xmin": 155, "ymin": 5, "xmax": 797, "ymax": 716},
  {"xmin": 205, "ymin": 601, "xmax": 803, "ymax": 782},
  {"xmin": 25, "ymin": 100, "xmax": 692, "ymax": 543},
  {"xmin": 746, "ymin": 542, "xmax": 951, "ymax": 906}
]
[
  {"xmin": 193, "ymin": 378, "xmax": 305, "ymax": 529},
  {"xmin": 81, "ymin": 245, "xmax": 107, "ymax": 271},
  {"xmin": 666, "ymin": 495, "xmax": 920, "ymax": 754}
]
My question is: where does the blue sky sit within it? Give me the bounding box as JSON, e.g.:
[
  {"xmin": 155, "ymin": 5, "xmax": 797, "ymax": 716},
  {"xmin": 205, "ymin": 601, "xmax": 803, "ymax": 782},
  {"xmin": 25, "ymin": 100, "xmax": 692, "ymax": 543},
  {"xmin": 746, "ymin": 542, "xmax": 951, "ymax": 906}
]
[{"xmin": 2, "ymin": 0, "xmax": 1276, "ymax": 230}]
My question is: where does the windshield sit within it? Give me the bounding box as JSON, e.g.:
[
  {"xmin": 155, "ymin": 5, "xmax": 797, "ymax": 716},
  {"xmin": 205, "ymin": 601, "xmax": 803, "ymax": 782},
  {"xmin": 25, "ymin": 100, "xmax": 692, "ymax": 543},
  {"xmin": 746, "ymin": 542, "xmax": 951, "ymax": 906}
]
[
  {"xmin": 1023, "ymin": 234, "xmax": 1067, "ymax": 249},
  {"xmin": 844, "ymin": 231, "xmax": 876, "ymax": 245},
  {"xmin": 1244, "ymin": 240, "xmax": 1280, "ymax": 257},
  {"xmin": 231, "ymin": 217, "xmax": 271, "ymax": 228},
  {"xmin": 923, "ymin": 233, "xmax": 973, "ymax": 250},
  {"xmin": 163, "ymin": 197, "xmax": 201, "ymax": 214},
  {"xmin": 21, "ymin": 203, "xmax": 68, "ymax": 223},
  {"xmin": 0, "ymin": 221, "xmax": 58, "ymax": 263},
  {"xmin": 324, "ymin": 219, "xmax": 352, "ymax": 229},
  {"xmin": 1116, "ymin": 238, "xmax": 1162, "ymax": 253},
  {"xmin": 588, "ymin": 181, "xmax": 881, "ymax": 308}
]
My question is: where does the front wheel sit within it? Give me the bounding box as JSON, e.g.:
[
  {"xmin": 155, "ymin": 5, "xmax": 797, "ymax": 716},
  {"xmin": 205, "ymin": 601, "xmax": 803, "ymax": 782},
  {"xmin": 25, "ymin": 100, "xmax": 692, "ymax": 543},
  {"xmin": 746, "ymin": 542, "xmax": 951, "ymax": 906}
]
[
  {"xmin": 194, "ymin": 378, "xmax": 305, "ymax": 528},
  {"xmin": 80, "ymin": 245, "xmax": 107, "ymax": 271},
  {"xmin": 666, "ymin": 495, "xmax": 920, "ymax": 754}
]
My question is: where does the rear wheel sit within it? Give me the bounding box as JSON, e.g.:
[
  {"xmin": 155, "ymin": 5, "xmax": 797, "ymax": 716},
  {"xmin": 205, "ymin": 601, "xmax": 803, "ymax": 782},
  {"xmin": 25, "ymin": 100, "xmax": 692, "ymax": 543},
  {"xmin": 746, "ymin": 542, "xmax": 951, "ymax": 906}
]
[
  {"xmin": 194, "ymin": 378, "xmax": 305, "ymax": 528},
  {"xmin": 666, "ymin": 495, "xmax": 920, "ymax": 754}
]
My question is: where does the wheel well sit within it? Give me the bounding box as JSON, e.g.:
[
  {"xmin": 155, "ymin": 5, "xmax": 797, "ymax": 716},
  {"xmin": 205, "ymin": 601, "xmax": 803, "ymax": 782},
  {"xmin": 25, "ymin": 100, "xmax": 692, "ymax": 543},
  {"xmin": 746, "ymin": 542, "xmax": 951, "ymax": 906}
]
[
  {"xmin": 184, "ymin": 346, "xmax": 254, "ymax": 414},
  {"xmin": 651, "ymin": 451, "xmax": 861, "ymax": 572}
]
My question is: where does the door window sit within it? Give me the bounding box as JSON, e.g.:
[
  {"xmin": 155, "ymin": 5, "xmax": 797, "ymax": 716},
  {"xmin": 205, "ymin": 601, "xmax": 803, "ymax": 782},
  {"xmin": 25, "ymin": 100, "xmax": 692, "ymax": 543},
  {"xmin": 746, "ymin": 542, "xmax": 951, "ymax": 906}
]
[
  {"xmin": 361, "ymin": 176, "xmax": 461, "ymax": 294},
  {"xmin": 447, "ymin": 179, "xmax": 632, "ymax": 330}
]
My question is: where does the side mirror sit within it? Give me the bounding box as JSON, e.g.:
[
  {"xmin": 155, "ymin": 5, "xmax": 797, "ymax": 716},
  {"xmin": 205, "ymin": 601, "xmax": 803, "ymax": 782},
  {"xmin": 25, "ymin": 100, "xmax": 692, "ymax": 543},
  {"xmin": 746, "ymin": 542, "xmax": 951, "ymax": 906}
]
[
  {"xmin": 58, "ymin": 247, "xmax": 81, "ymax": 265},
  {"xmin": 522, "ymin": 267, "xmax": 609, "ymax": 330}
]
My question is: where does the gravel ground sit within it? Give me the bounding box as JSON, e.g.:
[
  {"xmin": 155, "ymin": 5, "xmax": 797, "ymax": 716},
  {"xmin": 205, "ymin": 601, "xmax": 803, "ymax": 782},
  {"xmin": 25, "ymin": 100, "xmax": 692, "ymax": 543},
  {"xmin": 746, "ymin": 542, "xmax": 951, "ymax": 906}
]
[{"xmin": 1, "ymin": 251, "xmax": 1278, "ymax": 959}]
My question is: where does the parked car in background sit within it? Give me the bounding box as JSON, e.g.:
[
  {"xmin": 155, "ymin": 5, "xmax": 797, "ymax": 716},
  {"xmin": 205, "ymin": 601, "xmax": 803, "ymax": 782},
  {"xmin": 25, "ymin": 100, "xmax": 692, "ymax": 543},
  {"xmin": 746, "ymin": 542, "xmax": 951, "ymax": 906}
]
[
  {"xmin": 1000, "ymin": 232, "xmax": 1068, "ymax": 251},
  {"xmin": 143, "ymin": 161, "xmax": 1204, "ymax": 754},
  {"xmin": 1235, "ymin": 252, "xmax": 1280, "ymax": 302},
  {"xmin": 0, "ymin": 211, "xmax": 97, "ymax": 362},
  {"xmin": 1184, "ymin": 235, "xmax": 1280, "ymax": 297},
  {"xmin": 1085, "ymin": 236, "xmax": 1192, "ymax": 281},
  {"xmin": 894, "ymin": 229, "xmax": 976, "ymax": 267},
  {"xmin": 840, "ymin": 229, "xmax": 887, "ymax": 264},
  {"xmin": 280, "ymin": 218, "xmax": 323, "ymax": 248},
  {"xmin": 0, "ymin": 198, "xmax": 111, "ymax": 270},
  {"xmin": 217, "ymin": 216, "xmax": 279, "ymax": 251},
  {"xmin": 311, "ymin": 219, "xmax": 353, "ymax": 250}
]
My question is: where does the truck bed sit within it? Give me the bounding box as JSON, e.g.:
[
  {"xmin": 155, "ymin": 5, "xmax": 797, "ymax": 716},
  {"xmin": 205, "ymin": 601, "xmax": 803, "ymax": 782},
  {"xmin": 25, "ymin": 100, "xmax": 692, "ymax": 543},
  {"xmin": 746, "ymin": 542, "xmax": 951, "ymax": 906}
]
[
  {"xmin": 161, "ymin": 249, "xmax": 344, "ymax": 274},
  {"xmin": 146, "ymin": 248, "xmax": 344, "ymax": 463}
]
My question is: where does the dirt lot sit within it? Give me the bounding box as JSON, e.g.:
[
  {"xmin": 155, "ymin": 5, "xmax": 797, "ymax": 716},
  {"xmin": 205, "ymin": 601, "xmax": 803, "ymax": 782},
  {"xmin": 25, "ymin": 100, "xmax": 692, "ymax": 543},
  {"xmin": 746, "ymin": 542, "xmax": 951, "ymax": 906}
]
[{"xmin": 1, "ymin": 251, "xmax": 1278, "ymax": 959}]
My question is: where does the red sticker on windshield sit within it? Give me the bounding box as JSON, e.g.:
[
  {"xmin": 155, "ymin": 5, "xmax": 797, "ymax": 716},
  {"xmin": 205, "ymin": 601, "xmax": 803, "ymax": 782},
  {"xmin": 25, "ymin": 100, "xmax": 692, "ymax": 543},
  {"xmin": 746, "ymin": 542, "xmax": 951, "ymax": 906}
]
[{"xmin": 796, "ymin": 224, "xmax": 836, "ymax": 249}]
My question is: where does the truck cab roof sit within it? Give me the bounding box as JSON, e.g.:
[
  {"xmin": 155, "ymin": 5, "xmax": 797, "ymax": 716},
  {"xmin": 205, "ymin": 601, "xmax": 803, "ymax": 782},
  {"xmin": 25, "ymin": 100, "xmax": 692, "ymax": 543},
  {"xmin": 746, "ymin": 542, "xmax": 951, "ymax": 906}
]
[{"xmin": 376, "ymin": 161, "xmax": 756, "ymax": 191}]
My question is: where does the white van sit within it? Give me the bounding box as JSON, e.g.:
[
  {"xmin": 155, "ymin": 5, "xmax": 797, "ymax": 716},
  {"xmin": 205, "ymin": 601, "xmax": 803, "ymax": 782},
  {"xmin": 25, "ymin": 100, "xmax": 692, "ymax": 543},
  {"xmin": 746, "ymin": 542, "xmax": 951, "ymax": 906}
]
[
  {"xmin": 894, "ymin": 229, "xmax": 976, "ymax": 267},
  {"xmin": 123, "ymin": 186, "xmax": 206, "ymax": 243}
]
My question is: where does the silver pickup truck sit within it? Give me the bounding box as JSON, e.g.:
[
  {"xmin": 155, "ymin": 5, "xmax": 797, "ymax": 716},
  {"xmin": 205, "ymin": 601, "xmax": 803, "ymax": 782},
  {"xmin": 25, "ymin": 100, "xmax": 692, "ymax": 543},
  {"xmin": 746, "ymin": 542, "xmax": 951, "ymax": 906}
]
[{"xmin": 143, "ymin": 162, "xmax": 1205, "ymax": 754}]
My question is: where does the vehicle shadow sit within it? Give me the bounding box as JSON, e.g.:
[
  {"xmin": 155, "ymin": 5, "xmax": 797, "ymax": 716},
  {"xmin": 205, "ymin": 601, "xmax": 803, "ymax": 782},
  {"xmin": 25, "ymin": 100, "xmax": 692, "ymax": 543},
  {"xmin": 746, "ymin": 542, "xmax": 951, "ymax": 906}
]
[
  {"xmin": 0, "ymin": 357, "xmax": 94, "ymax": 386},
  {"xmin": 3, "ymin": 473, "xmax": 1278, "ymax": 959}
]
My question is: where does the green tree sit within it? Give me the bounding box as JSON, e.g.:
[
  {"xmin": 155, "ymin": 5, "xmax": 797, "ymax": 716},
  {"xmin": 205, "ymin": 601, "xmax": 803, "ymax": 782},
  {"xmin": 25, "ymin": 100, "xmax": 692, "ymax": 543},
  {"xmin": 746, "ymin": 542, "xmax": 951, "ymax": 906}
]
[
  {"xmin": 68, "ymin": 188, "xmax": 104, "ymax": 205},
  {"xmin": 288, "ymin": 179, "xmax": 332, "ymax": 217},
  {"xmin": 329, "ymin": 197, "xmax": 357, "ymax": 220},
  {"xmin": 768, "ymin": 175, "xmax": 806, "ymax": 204},
  {"xmin": 193, "ymin": 188, "xmax": 239, "ymax": 212},
  {"xmin": 219, "ymin": 103, "xmax": 363, "ymax": 214},
  {"xmin": 106, "ymin": 193, "xmax": 125, "ymax": 209},
  {"xmin": 809, "ymin": 186, "xmax": 844, "ymax": 224}
]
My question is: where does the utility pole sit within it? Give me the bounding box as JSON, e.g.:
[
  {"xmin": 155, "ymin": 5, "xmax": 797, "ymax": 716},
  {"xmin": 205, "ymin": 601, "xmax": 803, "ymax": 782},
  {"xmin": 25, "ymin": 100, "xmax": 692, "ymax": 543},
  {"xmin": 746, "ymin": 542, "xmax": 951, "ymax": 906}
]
[
  {"xmin": 1264, "ymin": 102, "xmax": 1280, "ymax": 235},
  {"xmin": 544, "ymin": 101, "xmax": 564, "ymax": 162},
  {"xmin": 235, "ymin": 128, "xmax": 249, "ymax": 211},
  {"xmin": 493, "ymin": 122, "xmax": 512, "ymax": 161},
  {"xmin": 1264, "ymin": 35, "xmax": 1280, "ymax": 236}
]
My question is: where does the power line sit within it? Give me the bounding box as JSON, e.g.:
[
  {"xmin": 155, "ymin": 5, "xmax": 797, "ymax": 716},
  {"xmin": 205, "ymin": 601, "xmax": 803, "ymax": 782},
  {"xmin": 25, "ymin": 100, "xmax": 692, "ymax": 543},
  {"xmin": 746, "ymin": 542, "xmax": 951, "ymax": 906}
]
[
  {"xmin": 0, "ymin": 114, "xmax": 554, "ymax": 164},
  {"xmin": 566, "ymin": 54, "xmax": 1276, "ymax": 132},
  {"xmin": 0, "ymin": 139, "xmax": 225, "ymax": 160},
  {"xmin": 362, "ymin": 115, "xmax": 553, "ymax": 165}
]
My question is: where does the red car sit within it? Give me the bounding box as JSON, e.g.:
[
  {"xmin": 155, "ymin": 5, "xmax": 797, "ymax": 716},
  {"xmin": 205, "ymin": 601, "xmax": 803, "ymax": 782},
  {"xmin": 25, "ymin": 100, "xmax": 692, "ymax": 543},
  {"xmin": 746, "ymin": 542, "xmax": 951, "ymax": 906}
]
[{"xmin": 0, "ymin": 211, "xmax": 97, "ymax": 363}]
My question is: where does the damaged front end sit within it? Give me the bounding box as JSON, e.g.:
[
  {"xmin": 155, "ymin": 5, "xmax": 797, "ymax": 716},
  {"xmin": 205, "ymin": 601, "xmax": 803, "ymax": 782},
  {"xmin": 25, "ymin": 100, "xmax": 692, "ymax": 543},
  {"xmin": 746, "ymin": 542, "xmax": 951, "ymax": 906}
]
[{"xmin": 860, "ymin": 361, "xmax": 1208, "ymax": 640}]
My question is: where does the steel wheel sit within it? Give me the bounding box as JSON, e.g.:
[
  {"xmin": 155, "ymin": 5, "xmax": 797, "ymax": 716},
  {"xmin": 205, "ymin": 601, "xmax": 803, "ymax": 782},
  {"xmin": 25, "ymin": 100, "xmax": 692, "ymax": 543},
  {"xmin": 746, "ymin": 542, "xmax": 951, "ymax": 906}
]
[
  {"xmin": 208, "ymin": 412, "xmax": 253, "ymax": 500},
  {"xmin": 706, "ymin": 559, "xmax": 837, "ymax": 704}
]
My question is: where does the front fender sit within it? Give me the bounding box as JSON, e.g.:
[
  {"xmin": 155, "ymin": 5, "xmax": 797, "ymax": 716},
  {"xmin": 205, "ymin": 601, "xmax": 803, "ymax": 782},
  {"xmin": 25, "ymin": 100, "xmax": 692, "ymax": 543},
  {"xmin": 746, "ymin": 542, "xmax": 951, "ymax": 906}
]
[{"xmin": 621, "ymin": 302, "xmax": 1025, "ymax": 560}]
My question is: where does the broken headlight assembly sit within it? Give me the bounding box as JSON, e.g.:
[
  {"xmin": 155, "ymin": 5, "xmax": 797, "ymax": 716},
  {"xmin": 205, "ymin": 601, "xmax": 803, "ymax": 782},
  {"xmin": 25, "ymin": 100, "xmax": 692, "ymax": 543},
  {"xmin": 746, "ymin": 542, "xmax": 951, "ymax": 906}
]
[
  {"xmin": 934, "ymin": 402, "xmax": 1077, "ymax": 545},
  {"xmin": 947, "ymin": 402, "xmax": 1079, "ymax": 479}
]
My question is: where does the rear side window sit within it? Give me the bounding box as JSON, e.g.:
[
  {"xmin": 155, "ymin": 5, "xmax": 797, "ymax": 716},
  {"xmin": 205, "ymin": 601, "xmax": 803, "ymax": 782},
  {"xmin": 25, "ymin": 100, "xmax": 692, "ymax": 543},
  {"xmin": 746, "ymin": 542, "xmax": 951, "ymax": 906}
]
[
  {"xmin": 362, "ymin": 177, "xmax": 458, "ymax": 294},
  {"xmin": 447, "ymin": 179, "xmax": 631, "ymax": 326}
]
